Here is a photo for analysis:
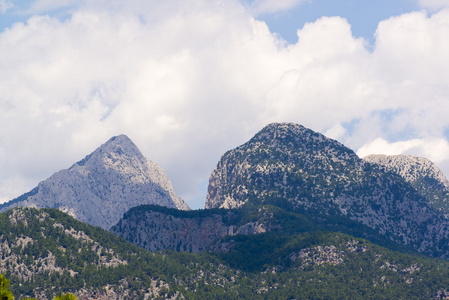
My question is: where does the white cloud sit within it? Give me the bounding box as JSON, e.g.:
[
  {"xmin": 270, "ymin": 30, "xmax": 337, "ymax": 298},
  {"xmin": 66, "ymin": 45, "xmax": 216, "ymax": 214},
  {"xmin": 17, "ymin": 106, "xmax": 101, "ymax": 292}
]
[
  {"xmin": 246, "ymin": 0, "xmax": 309, "ymax": 16},
  {"xmin": 22, "ymin": 0, "xmax": 83, "ymax": 14},
  {"xmin": 357, "ymin": 138, "xmax": 449, "ymax": 164},
  {"xmin": 357, "ymin": 138, "xmax": 422, "ymax": 158},
  {"xmin": 324, "ymin": 124, "xmax": 346, "ymax": 141},
  {"xmin": 262, "ymin": 16, "xmax": 380, "ymax": 129},
  {"xmin": 0, "ymin": 0, "xmax": 13, "ymax": 13},
  {"xmin": 374, "ymin": 9, "xmax": 449, "ymax": 86},
  {"xmin": 2, "ymin": 1, "xmax": 449, "ymax": 208},
  {"xmin": 0, "ymin": 176, "xmax": 36, "ymax": 204},
  {"xmin": 418, "ymin": 0, "xmax": 449, "ymax": 10}
]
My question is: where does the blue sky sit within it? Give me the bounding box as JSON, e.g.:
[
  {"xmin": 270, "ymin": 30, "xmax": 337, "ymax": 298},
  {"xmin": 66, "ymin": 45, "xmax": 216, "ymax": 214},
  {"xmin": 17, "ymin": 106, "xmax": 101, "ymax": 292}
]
[
  {"xmin": 1, "ymin": 0, "xmax": 449, "ymax": 209},
  {"xmin": 258, "ymin": 0, "xmax": 419, "ymax": 45},
  {"xmin": 0, "ymin": 0, "xmax": 423, "ymax": 44}
]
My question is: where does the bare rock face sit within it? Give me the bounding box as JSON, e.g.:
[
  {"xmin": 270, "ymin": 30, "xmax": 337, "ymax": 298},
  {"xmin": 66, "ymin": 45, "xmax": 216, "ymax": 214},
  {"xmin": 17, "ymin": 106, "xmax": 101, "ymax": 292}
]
[
  {"xmin": 112, "ymin": 209, "xmax": 231, "ymax": 253},
  {"xmin": 110, "ymin": 205, "xmax": 276, "ymax": 253},
  {"xmin": 206, "ymin": 122, "xmax": 360, "ymax": 210},
  {"xmin": 205, "ymin": 122, "xmax": 449, "ymax": 258},
  {"xmin": 363, "ymin": 155, "xmax": 449, "ymax": 187},
  {"xmin": 0, "ymin": 135, "xmax": 189, "ymax": 229},
  {"xmin": 363, "ymin": 154, "xmax": 449, "ymax": 216}
]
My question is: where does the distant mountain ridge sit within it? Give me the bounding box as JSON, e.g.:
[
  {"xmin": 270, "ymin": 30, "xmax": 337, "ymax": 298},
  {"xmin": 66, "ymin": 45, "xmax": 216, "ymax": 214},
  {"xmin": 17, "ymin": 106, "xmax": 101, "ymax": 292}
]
[
  {"xmin": 0, "ymin": 135, "xmax": 189, "ymax": 229},
  {"xmin": 363, "ymin": 154, "xmax": 449, "ymax": 188},
  {"xmin": 5, "ymin": 206, "xmax": 449, "ymax": 299},
  {"xmin": 363, "ymin": 154, "xmax": 449, "ymax": 216},
  {"xmin": 204, "ymin": 123, "xmax": 449, "ymax": 258},
  {"xmin": 111, "ymin": 205, "xmax": 271, "ymax": 253}
]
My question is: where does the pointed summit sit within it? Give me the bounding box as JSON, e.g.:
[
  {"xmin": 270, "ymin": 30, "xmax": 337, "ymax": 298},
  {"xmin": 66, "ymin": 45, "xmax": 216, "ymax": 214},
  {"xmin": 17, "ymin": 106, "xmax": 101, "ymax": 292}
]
[
  {"xmin": 73, "ymin": 134, "xmax": 144, "ymax": 168},
  {"xmin": 0, "ymin": 135, "xmax": 189, "ymax": 229},
  {"xmin": 99, "ymin": 134, "xmax": 143, "ymax": 157}
]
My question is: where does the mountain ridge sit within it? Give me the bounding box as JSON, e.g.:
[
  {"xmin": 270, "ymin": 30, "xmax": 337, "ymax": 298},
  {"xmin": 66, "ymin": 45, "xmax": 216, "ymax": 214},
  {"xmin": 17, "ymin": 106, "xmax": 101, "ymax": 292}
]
[
  {"xmin": 0, "ymin": 134, "xmax": 189, "ymax": 229},
  {"xmin": 204, "ymin": 122, "xmax": 449, "ymax": 258},
  {"xmin": 363, "ymin": 154, "xmax": 449, "ymax": 216},
  {"xmin": 4, "ymin": 123, "xmax": 449, "ymax": 298},
  {"xmin": 4, "ymin": 206, "xmax": 449, "ymax": 299}
]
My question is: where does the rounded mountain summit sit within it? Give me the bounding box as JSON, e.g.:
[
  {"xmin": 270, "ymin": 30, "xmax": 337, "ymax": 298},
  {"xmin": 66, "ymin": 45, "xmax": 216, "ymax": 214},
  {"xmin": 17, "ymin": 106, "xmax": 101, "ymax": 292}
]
[{"xmin": 205, "ymin": 122, "xmax": 449, "ymax": 258}]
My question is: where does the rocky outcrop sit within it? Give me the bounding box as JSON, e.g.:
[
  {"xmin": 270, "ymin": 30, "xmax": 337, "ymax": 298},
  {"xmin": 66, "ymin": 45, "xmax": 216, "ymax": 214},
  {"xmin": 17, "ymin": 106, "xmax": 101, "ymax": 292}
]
[
  {"xmin": 363, "ymin": 155, "xmax": 449, "ymax": 187},
  {"xmin": 111, "ymin": 205, "xmax": 276, "ymax": 253},
  {"xmin": 0, "ymin": 135, "xmax": 189, "ymax": 229},
  {"xmin": 3, "ymin": 207, "xmax": 449, "ymax": 299},
  {"xmin": 206, "ymin": 122, "xmax": 360, "ymax": 210},
  {"xmin": 0, "ymin": 207, "xmax": 184, "ymax": 300},
  {"xmin": 205, "ymin": 122, "xmax": 449, "ymax": 258},
  {"xmin": 363, "ymin": 154, "xmax": 449, "ymax": 216},
  {"xmin": 112, "ymin": 209, "xmax": 232, "ymax": 253}
]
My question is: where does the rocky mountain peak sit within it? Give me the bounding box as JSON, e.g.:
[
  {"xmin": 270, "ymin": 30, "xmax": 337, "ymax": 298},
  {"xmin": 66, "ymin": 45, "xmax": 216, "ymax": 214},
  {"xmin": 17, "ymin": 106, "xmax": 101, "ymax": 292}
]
[
  {"xmin": 98, "ymin": 134, "xmax": 139, "ymax": 152},
  {"xmin": 363, "ymin": 154, "xmax": 449, "ymax": 215},
  {"xmin": 206, "ymin": 122, "xmax": 449, "ymax": 258},
  {"xmin": 0, "ymin": 135, "xmax": 189, "ymax": 229},
  {"xmin": 98, "ymin": 134, "xmax": 143, "ymax": 158},
  {"xmin": 71, "ymin": 134, "xmax": 145, "ymax": 171},
  {"xmin": 206, "ymin": 122, "xmax": 359, "ymax": 210},
  {"xmin": 250, "ymin": 122, "xmax": 308, "ymax": 142},
  {"xmin": 363, "ymin": 154, "xmax": 449, "ymax": 189},
  {"xmin": 251, "ymin": 123, "xmax": 360, "ymax": 167},
  {"xmin": 250, "ymin": 123, "xmax": 353, "ymax": 153}
]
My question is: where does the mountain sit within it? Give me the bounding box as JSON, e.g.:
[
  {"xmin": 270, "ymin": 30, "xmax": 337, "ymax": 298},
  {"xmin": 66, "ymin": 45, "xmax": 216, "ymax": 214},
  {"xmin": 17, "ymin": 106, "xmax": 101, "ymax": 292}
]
[
  {"xmin": 206, "ymin": 122, "xmax": 361, "ymax": 210},
  {"xmin": 4, "ymin": 207, "xmax": 449, "ymax": 299},
  {"xmin": 110, "ymin": 205, "xmax": 292, "ymax": 253},
  {"xmin": 111, "ymin": 205, "xmax": 237, "ymax": 253},
  {"xmin": 364, "ymin": 154, "xmax": 449, "ymax": 216},
  {"xmin": 0, "ymin": 135, "xmax": 189, "ymax": 229},
  {"xmin": 205, "ymin": 122, "xmax": 449, "ymax": 258},
  {"xmin": 5, "ymin": 123, "xmax": 449, "ymax": 298},
  {"xmin": 110, "ymin": 203, "xmax": 410, "ymax": 255},
  {"xmin": 0, "ymin": 207, "xmax": 195, "ymax": 299}
]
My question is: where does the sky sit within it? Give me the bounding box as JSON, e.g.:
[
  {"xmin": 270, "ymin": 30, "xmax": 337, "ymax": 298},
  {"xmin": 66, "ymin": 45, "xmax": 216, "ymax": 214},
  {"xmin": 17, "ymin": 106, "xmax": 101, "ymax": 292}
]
[{"xmin": 1, "ymin": 0, "xmax": 449, "ymax": 209}]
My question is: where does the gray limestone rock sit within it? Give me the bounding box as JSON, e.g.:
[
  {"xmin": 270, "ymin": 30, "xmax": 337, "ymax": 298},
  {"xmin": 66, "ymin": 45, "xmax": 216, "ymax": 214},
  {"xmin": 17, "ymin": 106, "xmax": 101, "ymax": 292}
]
[
  {"xmin": 205, "ymin": 122, "xmax": 449, "ymax": 258},
  {"xmin": 110, "ymin": 205, "xmax": 277, "ymax": 253},
  {"xmin": 363, "ymin": 154, "xmax": 449, "ymax": 216},
  {"xmin": 0, "ymin": 135, "xmax": 189, "ymax": 229}
]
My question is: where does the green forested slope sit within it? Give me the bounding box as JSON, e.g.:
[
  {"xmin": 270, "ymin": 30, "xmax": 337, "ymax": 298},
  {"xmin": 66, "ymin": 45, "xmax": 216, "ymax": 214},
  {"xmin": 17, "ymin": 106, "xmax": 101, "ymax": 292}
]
[
  {"xmin": 206, "ymin": 123, "xmax": 449, "ymax": 258},
  {"xmin": 2, "ymin": 207, "xmax": 449, "ymax": 299}
]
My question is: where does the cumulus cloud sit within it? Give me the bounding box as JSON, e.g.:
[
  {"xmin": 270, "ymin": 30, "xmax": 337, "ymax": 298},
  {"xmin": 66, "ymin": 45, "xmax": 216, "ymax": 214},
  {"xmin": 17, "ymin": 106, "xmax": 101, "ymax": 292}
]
[
  {"xmin": 418, "ymin": 0, "xmax": 449, "ymax": 10},
  {"xmin": 245, "ymin": 0, "xmax": 309, "ymax": 16},
  {"xmin": 21, "ymin": 0, "xmax": 83, "ymax": 14},
  {"xmin": 0, "ymin": 0, "xmax": 13, "ymax": 13},
  {"xmin": 1, "ymin": 1, "xmax": 449, "ymax": 208},
  {"xmin": 357, "ymin": 137, "xmax": 449, "ymax": 163}
]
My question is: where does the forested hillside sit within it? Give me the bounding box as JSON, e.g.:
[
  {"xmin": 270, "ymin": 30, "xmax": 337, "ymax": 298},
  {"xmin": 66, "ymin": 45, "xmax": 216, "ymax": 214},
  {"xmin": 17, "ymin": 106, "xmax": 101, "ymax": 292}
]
[{"xmin": 2, "ymin": 207, "xmax": 449, "ymax": 299}]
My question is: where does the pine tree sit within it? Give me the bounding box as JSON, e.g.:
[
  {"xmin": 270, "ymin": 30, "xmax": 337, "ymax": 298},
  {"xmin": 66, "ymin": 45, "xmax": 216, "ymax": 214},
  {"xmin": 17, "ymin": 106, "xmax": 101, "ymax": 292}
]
[
  {"xmin": 0, "ymin": 274, "xmax": 14, "ymax": 300},
  {"xmin": 54, "ymin": 293, "xmax": 77, "ymax": 300}
]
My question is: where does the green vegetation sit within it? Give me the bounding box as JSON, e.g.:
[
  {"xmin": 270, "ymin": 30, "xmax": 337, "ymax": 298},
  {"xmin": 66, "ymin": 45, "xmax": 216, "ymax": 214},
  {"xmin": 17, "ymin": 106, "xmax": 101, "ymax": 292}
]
[
  {"xmin": 0, "ymin": 279, "xmax": 77, "ymax": 300},
  {"xmin": 125, "ymin": 202, "xmax": 416, "ymax": 254},
  {"xmin": 208, "ymin": 122, "xmax": 449, "ymax": 260},
  {"xmin": 54, "ymin": 293, "xmax": 77, "ymax": 300},
  {"xmin": 4, "ymin": 123, "xmax": 449, "ymax": 298},
  {"xmin": 0, "ymin": 274, "xmax": 14, "ymax": 299},
  {"xmin": 2, "ymin": 207, "xmax": 449, "ymax": 299}
]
